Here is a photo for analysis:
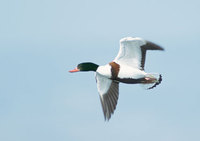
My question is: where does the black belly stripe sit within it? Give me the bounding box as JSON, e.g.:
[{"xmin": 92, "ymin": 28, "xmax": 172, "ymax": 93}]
[{"xmin": 116, "ymin": 78, "xmax": 147, "ymax": 84}]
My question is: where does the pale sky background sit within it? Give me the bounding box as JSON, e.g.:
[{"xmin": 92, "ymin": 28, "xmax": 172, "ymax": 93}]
[{"xmin": 0, "ymin": 0, "xmax": 200, "ymax": 141}]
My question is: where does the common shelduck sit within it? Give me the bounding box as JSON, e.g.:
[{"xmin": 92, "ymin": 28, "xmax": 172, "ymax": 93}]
[{"xmin": 69, "ymin": 37, "xmax": 164, "ymax": 121}]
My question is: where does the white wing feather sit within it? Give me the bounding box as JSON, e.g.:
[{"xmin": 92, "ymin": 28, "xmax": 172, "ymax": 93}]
[
  {"xmin": 96, "ymin": 73, "xmax": 112, "ymax": 95},
  {"xmin": 114, "ymin": 37, "xmax": 146, "ymax": 69}
]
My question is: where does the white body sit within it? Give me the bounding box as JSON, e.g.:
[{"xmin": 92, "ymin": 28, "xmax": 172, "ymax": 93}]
[{"xmin": 95, "ymin": 37, "xmax": 163, "ymax": 120}]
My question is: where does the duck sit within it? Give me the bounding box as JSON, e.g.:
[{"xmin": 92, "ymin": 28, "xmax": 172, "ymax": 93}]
[{"xmin": 69, "ymin": 37, "xmax": 164, "ymax": 121}]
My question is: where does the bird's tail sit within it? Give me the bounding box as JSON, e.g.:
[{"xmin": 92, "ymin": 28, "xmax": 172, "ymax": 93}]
[{"xmin": 140, "ymin": 73, "xmax": 162, "ymax": 90}]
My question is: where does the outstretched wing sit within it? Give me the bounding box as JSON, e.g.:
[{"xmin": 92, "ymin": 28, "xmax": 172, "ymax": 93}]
[
  {"xmin": 96, "ymin": 73, "xmax": 119, "ymax": 121},
  {"xmin": 114, "ymin": 37, "xmax": 164, "ymax": 70}
]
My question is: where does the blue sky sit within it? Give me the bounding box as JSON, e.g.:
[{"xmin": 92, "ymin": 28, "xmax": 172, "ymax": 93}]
[{"xmin": 0, "ymin": 0, "xmax": 200, "ymax": 141}]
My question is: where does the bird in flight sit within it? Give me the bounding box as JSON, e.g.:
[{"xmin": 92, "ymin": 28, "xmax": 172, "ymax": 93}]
[{"xmin": 69, "ymin": 37, "xmax": 164, "ymax": 121}]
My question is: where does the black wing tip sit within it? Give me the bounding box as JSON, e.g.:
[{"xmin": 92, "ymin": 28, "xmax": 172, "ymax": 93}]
[
  {"xmin": 100, "ymin": 96, "xmax": 113, "ymax": 122},
  {"xmin": 148, "ymin": 74, "xmax": 162, "ymax": 90},
  {"xmin": 144, "ymin": 41, "xmax": 165, "ymax": 51},
  {"xmin": 104, "ymin": 116, "xmax": 111, "ymax": 122},
  {"xmin": 104, "ymin": 106, "xmax": 117, "ymax": 121}
]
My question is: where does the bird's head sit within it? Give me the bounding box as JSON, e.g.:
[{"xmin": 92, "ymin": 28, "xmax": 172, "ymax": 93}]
[{"xmin": 69, "ymin": 62, "xmax": 99, "ymax": 72}]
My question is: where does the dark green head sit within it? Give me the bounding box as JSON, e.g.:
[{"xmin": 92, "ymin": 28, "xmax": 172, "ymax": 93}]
[{"xmin": 69, "ymin": 62, "xmax": 99, "ymax": 72}]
